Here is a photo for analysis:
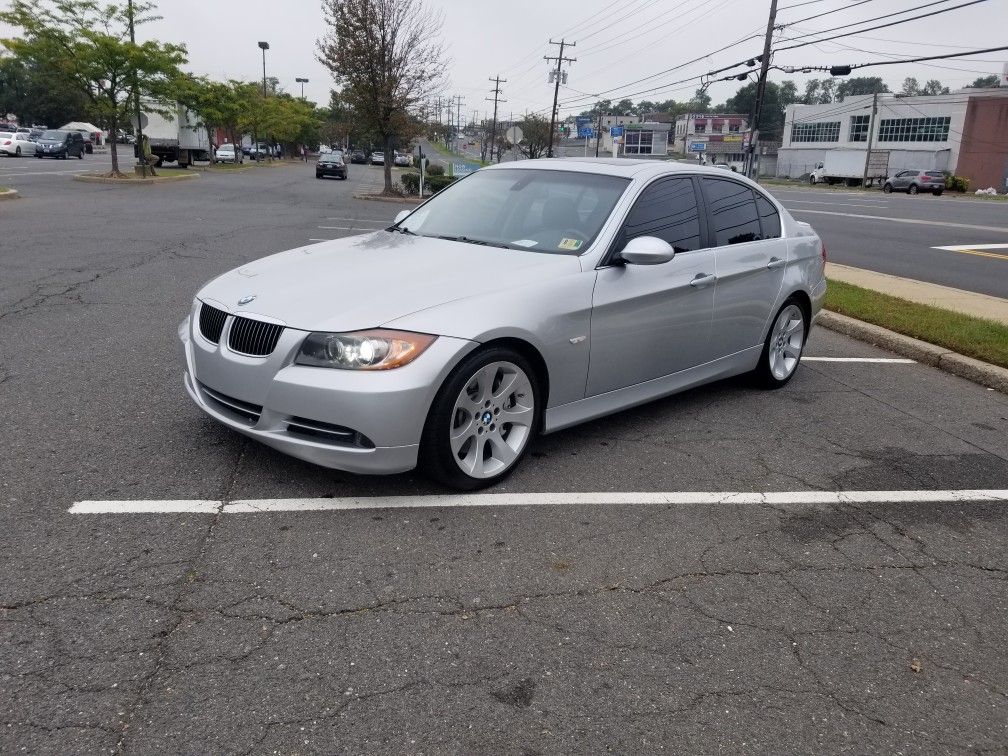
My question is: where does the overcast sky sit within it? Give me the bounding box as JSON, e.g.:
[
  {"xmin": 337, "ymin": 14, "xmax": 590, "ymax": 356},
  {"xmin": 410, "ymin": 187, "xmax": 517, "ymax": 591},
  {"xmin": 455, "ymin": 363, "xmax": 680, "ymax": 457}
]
[{"xmin": 6, "ymin": 0, "xmax": 1007, "ymax": 116}]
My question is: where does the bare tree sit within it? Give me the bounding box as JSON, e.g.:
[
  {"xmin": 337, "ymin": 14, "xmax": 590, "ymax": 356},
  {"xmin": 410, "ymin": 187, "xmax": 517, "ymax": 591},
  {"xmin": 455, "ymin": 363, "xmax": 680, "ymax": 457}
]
[{"xmin": 317, "ymin": 0, "xmax": 446, "ymax": 194}]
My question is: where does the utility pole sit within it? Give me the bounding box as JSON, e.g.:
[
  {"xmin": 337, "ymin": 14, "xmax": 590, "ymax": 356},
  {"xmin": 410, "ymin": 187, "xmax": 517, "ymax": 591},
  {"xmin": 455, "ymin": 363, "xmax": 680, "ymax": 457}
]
[
  {"xmin": 544, "ymin": 38, "xmax": 576, "ymax": 158},
  {"xmin": 455, "ymin": 95, "xmax": 465, "ymax": 153},
  {"xmin": 595, "ymin": 105, "xmax": 603, "ymax": 157},
  {"xmin": 860, "ymin": 91, "xmax": 879, "ymax": 188},
  {"xmin": 746, "ymin": 0, "xmax": 777, "ymax": 179},
  {"xmin": 127, "ymin": 0, "xmax": 145, "ymax": 175},
  {"xmin": 487, "ymin": 75, "xmax": 506, "ymax": 163}
]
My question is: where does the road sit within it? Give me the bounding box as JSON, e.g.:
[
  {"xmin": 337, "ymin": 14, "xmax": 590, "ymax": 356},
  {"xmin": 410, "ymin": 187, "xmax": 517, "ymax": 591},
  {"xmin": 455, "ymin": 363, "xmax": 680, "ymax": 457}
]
[{"xmin": 1, "ymin": 162, "xmax": 1007, "ymax": 754}]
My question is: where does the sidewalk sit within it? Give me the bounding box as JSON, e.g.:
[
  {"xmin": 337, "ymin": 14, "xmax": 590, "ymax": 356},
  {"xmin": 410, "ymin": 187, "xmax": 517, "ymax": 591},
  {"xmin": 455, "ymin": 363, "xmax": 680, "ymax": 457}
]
[{"xmin": 826, "ymin": 262, "xmax": 1008, "ymax": 325}]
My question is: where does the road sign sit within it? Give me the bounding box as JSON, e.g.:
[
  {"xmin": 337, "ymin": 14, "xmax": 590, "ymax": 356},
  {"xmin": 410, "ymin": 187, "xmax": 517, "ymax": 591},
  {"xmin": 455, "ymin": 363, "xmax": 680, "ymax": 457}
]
[
  {"xmin": 451, "ymin": 162, "xmax": 479, "ymax": 178},
  {"xmin": 575, "ymin": 116, "xmax": 593, "ymax": 139},
  {"xmin": 609, "ymin": 125, "xmax": 624, "ymax": 137},
  {"xmin": 505, "ymin": 125, "xmax": 523, "ymax": 144},
  {"xmin": 689, "ymin": 141, "xmax": 707, "ymax": 152}
]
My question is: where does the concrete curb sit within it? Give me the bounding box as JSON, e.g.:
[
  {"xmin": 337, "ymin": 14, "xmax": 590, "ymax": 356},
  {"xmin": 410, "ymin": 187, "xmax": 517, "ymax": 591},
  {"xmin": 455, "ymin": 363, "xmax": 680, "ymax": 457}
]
[
  {"xmin": 818, "ymin": 310, "xmax": 1008, "ymax": 393},
  {"xmin": 72, "ymin": 172, "xmax": 199, "ymax": 185},
  {"xmin": 0, "ymin": 188, "xmax": 20, "ymax": 201},
  {"xmin": 353, "ymin": 193, "xmax": 424, "ymax": 205}
]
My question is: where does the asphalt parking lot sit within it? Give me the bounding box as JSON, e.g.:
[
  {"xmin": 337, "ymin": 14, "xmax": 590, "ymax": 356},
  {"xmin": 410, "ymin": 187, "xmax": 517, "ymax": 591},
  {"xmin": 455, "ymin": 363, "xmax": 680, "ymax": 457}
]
[{"xmin": 2, "ymin": 161, "xmax": 1007, "ymax": 754}]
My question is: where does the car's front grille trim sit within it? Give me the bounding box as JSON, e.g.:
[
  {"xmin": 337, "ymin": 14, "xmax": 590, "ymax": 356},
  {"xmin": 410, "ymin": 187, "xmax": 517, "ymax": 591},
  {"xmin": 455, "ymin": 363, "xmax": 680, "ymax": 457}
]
[
  {"xmin": 198, "ymin": 302, "xmax": 228, "ymax": 344},
  {"xmin": 228, "ymin": 316, "xmax": 284, "ymax": 357},
  {"xmin": 199, "ymin": 382, "xmax": 262, "ymax": 424}
]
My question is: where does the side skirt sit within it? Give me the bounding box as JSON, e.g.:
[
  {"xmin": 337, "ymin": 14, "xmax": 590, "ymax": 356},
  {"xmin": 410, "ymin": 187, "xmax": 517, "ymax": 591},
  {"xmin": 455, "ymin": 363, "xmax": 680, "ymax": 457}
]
[{"xmin": 542, "ymin": 346, "xmax": 762, "ymax": 434}]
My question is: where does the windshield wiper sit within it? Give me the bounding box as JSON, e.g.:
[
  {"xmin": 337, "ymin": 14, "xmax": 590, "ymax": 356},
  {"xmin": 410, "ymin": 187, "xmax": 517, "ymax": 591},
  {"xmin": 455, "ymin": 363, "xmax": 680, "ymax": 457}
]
[
  {"xmin": 389, "ymin": 225, "xmax": 416, "ymax": 235},
  {"xmin": 435, "ymin": 234, "xmax": 512, "ymax": 250}
]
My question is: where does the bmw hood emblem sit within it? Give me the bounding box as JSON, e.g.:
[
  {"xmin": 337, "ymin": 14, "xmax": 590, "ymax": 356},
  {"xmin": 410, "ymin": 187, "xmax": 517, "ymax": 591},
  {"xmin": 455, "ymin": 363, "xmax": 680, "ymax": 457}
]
[{"xmin": 237, "ymin": 295, "xmax": 257, "ymax": 306}]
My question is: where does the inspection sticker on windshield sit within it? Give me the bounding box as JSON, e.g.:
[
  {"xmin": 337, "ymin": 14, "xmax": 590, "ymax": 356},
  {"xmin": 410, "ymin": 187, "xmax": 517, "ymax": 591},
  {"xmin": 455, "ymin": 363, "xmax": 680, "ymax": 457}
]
[
  {"xmin": 558, "ymin": 237, "xmax": 583, "ymax": 251},
  {"xmin": 511, "ymin": 239, "xmax": 538, "ymax": 248}
]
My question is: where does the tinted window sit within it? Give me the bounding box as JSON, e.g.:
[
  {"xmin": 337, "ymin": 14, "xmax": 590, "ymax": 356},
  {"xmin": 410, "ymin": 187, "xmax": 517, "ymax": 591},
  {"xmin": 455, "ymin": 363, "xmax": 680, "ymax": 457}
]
[
  {"xmin": 755, "ymin": 194, "xmax": 781, "ymax": 238},
  {"xmin": 40, "ymin": 130, "xmax": 68, "ymax": 140},
  {"xmin": 621, "ymin": 177, "xmax": 700, "ymax": 253},
  {"xmin": 702, "ymin": 178, "xmax": 761, "ymax": 246}
]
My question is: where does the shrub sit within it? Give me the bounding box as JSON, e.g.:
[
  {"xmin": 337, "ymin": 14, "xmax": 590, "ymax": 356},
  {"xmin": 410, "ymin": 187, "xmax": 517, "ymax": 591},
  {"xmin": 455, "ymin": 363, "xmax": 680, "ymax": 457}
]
[
  {"xmin": 400, "ymin": 172, "xmax": 457, "ymax": 195},
  {"xmin": 425, "ymin": 163, "xmax": 444, "ymax": 176},
  {"xmin": 401, "ymin": 172, "xmax": 420, "ymax": 194},
  {"xmin": 947, "ymin": 174, "xmax": 970, "ymax": 192}
]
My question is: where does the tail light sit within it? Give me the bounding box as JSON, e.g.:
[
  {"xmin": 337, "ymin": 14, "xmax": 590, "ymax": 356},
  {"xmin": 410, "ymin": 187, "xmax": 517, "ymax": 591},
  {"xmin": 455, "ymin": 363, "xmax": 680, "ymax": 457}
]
[
  {"xmin": 821, "ymin": 241, "xmax": 827, "ymax": 271},
  {"xmin": 2, "ymin": 140, "xmax": 10, "ymax": 145}
]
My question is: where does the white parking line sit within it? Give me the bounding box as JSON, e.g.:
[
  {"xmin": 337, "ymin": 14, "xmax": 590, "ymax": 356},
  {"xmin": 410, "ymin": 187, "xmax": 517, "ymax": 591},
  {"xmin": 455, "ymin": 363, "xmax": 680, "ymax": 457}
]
[
  {"xmin": 69, "ymin": 489, "xmax": 1008, "ymax": 514},
  {"xmin": 788, "ymin": 209, "xmax": 1008, "ymax": 234},
  {"xmin": 324, "ymin": 217, "xmax": 388, "ymax": 224},
  {"xmin": 784, "ymin": 200, "xmax": 888, "ymax": 208},
  {"xmin": 803, "ymin": 357, "xmax": 916, "ymax": 363}
]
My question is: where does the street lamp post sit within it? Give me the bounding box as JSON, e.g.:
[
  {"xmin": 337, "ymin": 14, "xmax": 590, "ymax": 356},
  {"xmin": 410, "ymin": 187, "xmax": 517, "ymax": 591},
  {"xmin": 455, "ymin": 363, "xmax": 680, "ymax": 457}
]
[
  {"xmin": 258, "ymin": 41, "xmax": 270, "ymax": 160},
  {"xmin": 295, "ymin": 77, "xmax": 308, "ymax": 99}
]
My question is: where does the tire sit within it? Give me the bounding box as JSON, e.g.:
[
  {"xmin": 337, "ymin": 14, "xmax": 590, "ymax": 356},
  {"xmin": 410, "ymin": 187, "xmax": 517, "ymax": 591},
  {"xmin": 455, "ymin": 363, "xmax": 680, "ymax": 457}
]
[
  {"xmin": 15, "ymin": 147, "xmax": 20, "ymax": 157},
  {"xmin": 808, "ymin": 175, "xmax": 816, "ymax": 185},
  {"xmin": 60, "ymin": 152, "xmax": 67, "ymax": 160},
  {"xmin": 315, "ymin": 173, "xmax": 322, "ymax": 179},
  {"xmin": 77, "ymin": 151, "xmax": 83, "ymax": 159},
  {"xmin": 882, "ymin": 183, "xmax": 892, "ymax": 193},
  {"xmin": 752, "ymin": 298, "xmax": 808, "ymax": 390},
  {"xmin": 419, "ymin": 347, "xmax": 542, "ymax": 490},
  {"xmin": 909, "ymin": 184, "xmax": 919, "ymax": 195},
  {"xmin": 933, "ymin": 190, "xmax": 943, "ymax": 196}
]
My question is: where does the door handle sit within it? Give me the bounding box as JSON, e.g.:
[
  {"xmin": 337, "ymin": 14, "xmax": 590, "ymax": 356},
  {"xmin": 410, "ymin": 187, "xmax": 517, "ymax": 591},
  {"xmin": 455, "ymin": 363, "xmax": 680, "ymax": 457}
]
[
  {"xmin": 689, "ymin": 273, "xmax": 717, "ymax": 288},
  {"xmin": 767, "ymin": 257, "xmax": 786, "ymax": 270}
]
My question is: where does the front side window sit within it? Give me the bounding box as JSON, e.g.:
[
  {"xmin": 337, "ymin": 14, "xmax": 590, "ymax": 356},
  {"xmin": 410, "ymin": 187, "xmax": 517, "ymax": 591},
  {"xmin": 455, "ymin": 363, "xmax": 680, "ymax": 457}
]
[
  {"xmin": 878, "ymin": 116, "xmax": 950, "ymax": 142},
  {"xmin": 621, "ymin": 177, "xmax": 701, "ymax": 253},
  {"xmin": 395, "ymin": 168, "xmax": 630, "ymax": 255},
  {"xmin": 701, "ymin": 178, "xmax": 762, "ymax": 246}
]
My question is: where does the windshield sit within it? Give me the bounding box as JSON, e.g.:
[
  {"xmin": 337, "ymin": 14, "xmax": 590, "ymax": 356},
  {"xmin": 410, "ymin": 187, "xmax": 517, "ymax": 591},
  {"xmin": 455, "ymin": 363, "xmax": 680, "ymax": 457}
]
[
  {"xmin": 40, "ymin": 130, "xmax": 67, "ymax": 140},
  {"xmin": 218, "ymin": 144, "xmax": 234, "ymax": 150},
  {"xmin": 395, "ymin": 168, "xmax": 630, "ymax": 255}
]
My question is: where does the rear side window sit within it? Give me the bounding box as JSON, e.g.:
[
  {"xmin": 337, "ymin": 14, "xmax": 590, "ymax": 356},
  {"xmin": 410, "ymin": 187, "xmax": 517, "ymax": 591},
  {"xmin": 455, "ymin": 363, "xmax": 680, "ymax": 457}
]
[
  {"xmin": 755, "ymin": 194, "xmax": 781, "ymax": 238},
  {"xmin": 621, "ymin": 177, "xmax": 701, "ymax": 253},
  {"xmin": 925, "ymin": 171, "xmax": 944, "ymax": 177},
  {"xmin": 701, "ymin": 178, "xmax": 761, "ymax": 246}
]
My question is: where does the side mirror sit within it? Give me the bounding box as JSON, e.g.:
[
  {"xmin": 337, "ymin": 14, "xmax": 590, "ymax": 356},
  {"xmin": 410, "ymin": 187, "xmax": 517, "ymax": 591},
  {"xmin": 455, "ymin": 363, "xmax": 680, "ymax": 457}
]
[
  {"xmin": 394, "ymin": 210, "xmax": 411, "ymax": 225},
  {"xmin": 620, "ymin": 236, "xmax": 675, "ymax": 265}
]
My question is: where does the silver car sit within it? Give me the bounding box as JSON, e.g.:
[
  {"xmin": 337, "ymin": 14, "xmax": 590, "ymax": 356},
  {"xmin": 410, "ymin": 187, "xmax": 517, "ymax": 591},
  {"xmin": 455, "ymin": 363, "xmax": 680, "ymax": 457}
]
[{"xmin": 179, "ymin": 159, "xmax": 826, "ymax": 489}]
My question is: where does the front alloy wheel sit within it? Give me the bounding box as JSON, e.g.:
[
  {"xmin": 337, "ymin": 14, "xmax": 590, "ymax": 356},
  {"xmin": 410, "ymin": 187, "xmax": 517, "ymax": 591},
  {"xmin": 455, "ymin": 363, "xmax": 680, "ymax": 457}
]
[
  {"xmin": 909, "ymin": 184, "xmax": 919, "ymax": 195},
  {"xmin": 421, "ymin": 348, "xmax": 540, "ymax": 489}
]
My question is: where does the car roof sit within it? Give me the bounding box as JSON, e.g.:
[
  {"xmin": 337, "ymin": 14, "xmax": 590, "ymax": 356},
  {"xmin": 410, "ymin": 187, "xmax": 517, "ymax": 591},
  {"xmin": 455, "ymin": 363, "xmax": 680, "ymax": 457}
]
[{"xmin": 481, "ymin": 157, "xmax": 756, "ymax": 182}]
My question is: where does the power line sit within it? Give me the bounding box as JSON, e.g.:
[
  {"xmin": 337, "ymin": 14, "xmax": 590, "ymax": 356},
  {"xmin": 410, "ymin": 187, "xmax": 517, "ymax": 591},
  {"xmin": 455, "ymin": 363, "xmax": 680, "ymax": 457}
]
[
  {"xmin": 781, "ymin": 0, "xmax": 875, "ymax": 28},
  {"xmin": 778, "ymin": 44, "xmax": 1008, "ymax": 73},
  {"xmin": 775, "ymin": 0, "xmax": 989, "ymax": 52}
]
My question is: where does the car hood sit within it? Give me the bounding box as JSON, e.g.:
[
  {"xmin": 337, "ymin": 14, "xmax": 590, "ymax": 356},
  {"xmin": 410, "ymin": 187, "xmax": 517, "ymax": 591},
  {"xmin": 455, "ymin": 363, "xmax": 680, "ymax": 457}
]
[{"xmin": 197, "ymin": 231, "xmax": 581, "ymax": 333}]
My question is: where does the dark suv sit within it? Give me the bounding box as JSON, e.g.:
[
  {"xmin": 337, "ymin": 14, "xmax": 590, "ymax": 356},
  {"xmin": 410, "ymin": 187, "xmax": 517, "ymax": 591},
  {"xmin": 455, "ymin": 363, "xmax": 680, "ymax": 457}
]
[{"xmin": 35, "ymin": 129, "xmax": 86, "ymax": 159}]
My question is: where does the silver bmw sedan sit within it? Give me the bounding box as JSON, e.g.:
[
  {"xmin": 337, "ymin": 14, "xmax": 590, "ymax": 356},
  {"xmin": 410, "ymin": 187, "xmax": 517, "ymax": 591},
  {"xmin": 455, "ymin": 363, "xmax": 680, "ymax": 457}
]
[{"xmin": 179, "ymin": 159, "xmax": 826, "ymax": 489}]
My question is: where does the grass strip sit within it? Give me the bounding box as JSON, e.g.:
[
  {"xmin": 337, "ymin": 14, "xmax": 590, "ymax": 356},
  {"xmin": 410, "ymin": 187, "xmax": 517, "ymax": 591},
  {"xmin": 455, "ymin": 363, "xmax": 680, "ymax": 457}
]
[{"xmin": 825, "ymin": 279, "xmax": 1008, "ymax": 369}]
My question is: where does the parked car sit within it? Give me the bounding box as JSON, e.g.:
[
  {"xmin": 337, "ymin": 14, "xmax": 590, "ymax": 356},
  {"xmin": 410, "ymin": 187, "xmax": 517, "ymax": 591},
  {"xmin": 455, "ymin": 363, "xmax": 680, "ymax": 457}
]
[
  {"xmin": 370, "ymin": 151, "xmax": 385, "ymax": 165},
  {"xmin": 34, "ymin": 129, "xmax": 86, "ymax": 159},
  {"xmin": 247, "ymin": 144, "xmax": 270, "ymax": 160},
  {"xmin": 350, "ymin": 150, "xmax": 367, "ymax": 164},
  {"xmin": 394, "ymin": 152, "xmax": 411, "ymax": 167},
  {"xmin": 28, "ymin": 128, "xmax": 45, "ymax": 141},
  {"xmin": 0, "ymin": 131, "xmax": 38, "ymax": 157},
  {"xmin": 316, "ymin": 150, "xmax": 347, "ymax": 180},
  {"xmin": 883, "ymin": 170, "xmax": 945, "ymax": 195},
  {"xmin": 213, "ymin": 144, "xmax": 243, "ymax": 164},
  {"xmin": 179, "ymin": 160, "xmax": 825, "ymax": 489}
]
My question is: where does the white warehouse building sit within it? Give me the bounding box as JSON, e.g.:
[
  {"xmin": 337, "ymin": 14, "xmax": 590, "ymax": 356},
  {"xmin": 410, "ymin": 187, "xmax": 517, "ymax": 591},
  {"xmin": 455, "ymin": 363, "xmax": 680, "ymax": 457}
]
[{"xmin": 777, "ymin": 89, "xmax": 1008, "ymax": 189}]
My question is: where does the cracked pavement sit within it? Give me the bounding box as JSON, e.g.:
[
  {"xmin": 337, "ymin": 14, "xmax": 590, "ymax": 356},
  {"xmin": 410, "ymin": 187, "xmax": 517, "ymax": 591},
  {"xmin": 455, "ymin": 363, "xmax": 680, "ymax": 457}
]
[{"xmin": 1, "ymin": 162, "xmax": 1007, "ymax": 754}]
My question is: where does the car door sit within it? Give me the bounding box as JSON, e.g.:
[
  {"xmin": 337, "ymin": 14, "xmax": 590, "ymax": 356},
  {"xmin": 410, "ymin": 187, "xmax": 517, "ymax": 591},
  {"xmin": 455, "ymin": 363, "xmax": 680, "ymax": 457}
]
[
  {"xmin": 587, "ymin": 175, "xmax": 716, "ymax": 396},
  {"xmin": 19, "ymin": 135, "xmax": 36, "ymax": 155},
  {"xmin": 700, "ymin": 178, "xmax": 786, "ymax": 357},
  {"xmin": 892, "ymin": 170, "xmax": 912, "ymax": 190}
]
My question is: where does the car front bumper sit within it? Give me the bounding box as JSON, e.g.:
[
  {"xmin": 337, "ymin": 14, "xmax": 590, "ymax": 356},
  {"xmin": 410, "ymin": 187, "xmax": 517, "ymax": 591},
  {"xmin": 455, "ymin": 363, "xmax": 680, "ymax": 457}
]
[{"xmin": 178, "ymin": 308, "xmax": 475, "ymax": 475}]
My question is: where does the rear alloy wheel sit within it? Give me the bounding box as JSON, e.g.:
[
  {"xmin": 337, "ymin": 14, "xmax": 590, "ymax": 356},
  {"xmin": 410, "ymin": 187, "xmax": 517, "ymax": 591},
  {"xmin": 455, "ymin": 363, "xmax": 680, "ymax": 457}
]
[
  {"xmin": 421, "ymin": 348, "xmax": 540, "ymax": 490},
  {"xmin": 909, "ymin": 184, "xmax": 919, "ymax": 195},
  {"xmin": 753, "ymin": 300, "xmax": 807, "ymax": 389},
  {"xmin": 883, "ymin": 183, "xmax": 892, "ymax": 193}
]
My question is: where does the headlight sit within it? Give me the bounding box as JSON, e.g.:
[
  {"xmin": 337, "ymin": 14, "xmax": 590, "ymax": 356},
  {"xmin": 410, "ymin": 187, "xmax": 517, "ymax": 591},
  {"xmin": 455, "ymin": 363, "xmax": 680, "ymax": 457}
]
[{"xmin": 295, "ymin": 329, "xmax": 436, "ymax": 370}]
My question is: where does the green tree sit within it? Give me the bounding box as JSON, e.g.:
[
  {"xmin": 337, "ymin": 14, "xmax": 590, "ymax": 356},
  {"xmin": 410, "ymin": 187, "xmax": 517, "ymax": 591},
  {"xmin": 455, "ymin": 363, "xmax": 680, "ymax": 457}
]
[
  {"xmin": 778, "ymin": 79, "xmax": 798, "ymax": 109},
  {"xmin": 900, "ymin": 77, "xmax": 921, "ymax": 96},
  {"xmin": 688, "ymin": 87, "xmax": 711, "ymax": 110},
  {"xmin": 0, "ymin": 0, "xmax": 187, "ymax": 176},
  {"xmin": 921, "ymin": 79, "xmax": 950, "ymax": 96},
  {"xmin": 970, "ymin": 74, "xmax": 999, "ymax": 88},
  {"xmin": 835, "ymin": 76, "xmax": 889, "ymax": 99},
  {"xmin": 511, "ymin": 113, "xmax": 555, "ymax": 159},
  {"xmin": 724, "ymin": 81, "xmax": 788, "ymax": 140},
  {"xmin": 317, "ymin": 0, "xmax": 446, "ymax": 194}
]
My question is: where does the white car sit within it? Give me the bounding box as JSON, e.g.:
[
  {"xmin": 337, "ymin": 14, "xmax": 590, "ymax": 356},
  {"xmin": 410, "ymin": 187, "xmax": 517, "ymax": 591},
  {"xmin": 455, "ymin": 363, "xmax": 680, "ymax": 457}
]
[
  {"xmin": 213, "ymin": 144, "xmax": 243, "ymax": 164},
  {"xmin": 394, "ymin": 153, "xmax": 412, "ymax": 167},
  {"xmin": 370, "ymin": 151, "xmax": 385, "ymax": 165},
  {"xmin": 0, "ymin": 131, "xmax": 38, "ymax": 157}
]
